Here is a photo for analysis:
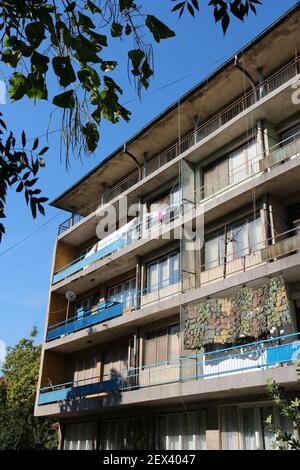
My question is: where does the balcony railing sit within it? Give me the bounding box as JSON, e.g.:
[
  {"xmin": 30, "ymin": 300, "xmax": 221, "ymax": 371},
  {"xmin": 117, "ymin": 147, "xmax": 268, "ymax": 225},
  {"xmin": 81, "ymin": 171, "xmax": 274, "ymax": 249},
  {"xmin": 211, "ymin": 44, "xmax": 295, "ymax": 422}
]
[
  {"xmin": 38, "ymin": 332, "xmax": 300, "ymax": 405},
  {"xmin": 46, "ymin": 301, "xmax": 123, "ymax": 342},
  {"xmin": 58, "ymin": 57, "xmax": 300, "ymax": 235},
  {"xmin": 53, "ymin": 204, "xmax": 181, "ymax": 284},
  {"xmin": 185, "ymin": 226, "xmax": 300, "ymax": 291},
  {"xmin": 38, "ymin": 376, "xmax": 121, "ymax": 405},
  {"xmin": 199, "ymin": 132, "xmax": 300, "ymax": 202},
  {"xmin": 47, "ymin": 276, "xmax": 181, "ymax": 342}
]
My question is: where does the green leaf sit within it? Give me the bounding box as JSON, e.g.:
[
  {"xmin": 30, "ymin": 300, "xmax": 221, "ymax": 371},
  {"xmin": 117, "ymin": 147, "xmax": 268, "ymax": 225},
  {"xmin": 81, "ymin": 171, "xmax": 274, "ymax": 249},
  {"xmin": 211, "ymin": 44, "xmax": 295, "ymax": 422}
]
[
  {"xmin": 9, "ymin": 73, "xmax": 29, "ymax": 101},
  {"xmin": 78, "ymin": 12, "xmax": 95, "ymax": 30},
  {"xmin": 111, "ymin": 22, "xmax": 123, "ymax": 37},
  {"xmin": 2, "ymin": 49, "xmax": 20, "ymax": 68},
  {"xmin": 100, "ymin": 60, "xmax": 117, "ymax": 72},
  {"xmin": 89, "ymin": 31, "xmax": 108, "ymax": 47},
  {"xmin": 26, "ymin": 74, "xmax": 48, "ymax": 100},
  {"xmin": 25, "ymin": 22, "xmax": 45, "ymax": 48},
  {"xmin": 52, "ymin": 90, "xmax": 75, "ymax": 109},
  {"xmin": 119, "ymin": 0, "xmax": 134, "ymax": 12},
  {"xmin": 82, "ymin": 122, "xmax": 99, "ymax": 153},
  {"xmin": 52, "ymin": 56, "xmax": 76, "ymax": 87},
  {"xmin": 128, "ymin": 49, "xmax": 145, "ymax": 76},
  {"xmin": 77, "ymin": 66, "xmax": 100, "ymax": 90},
  {"xmin": 38, "ymin": 147, "xmax": 49, "ymax": 156},
  {"xmin": 31, "ymin": 52, "xmax": 49, "ymax": 74},
  {"xmin": 145, "ymin": 15, "xmax": 175, "ymax": 43}
]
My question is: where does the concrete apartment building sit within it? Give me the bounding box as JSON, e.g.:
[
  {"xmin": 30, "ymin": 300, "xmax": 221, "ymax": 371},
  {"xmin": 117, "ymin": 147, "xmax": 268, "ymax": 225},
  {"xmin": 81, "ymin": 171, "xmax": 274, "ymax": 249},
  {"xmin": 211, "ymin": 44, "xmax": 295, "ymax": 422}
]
[{"xmin": 35, "ymin": 4, "xmax": 300, "ymax": 450}]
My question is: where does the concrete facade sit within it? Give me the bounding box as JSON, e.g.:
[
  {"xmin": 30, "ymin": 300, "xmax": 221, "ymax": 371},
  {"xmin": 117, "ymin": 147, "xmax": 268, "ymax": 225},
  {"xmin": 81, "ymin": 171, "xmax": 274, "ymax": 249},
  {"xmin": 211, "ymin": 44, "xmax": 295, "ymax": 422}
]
[{"xmin": 36, "ymin": 5, "xmax": 300, "ymax": 451}]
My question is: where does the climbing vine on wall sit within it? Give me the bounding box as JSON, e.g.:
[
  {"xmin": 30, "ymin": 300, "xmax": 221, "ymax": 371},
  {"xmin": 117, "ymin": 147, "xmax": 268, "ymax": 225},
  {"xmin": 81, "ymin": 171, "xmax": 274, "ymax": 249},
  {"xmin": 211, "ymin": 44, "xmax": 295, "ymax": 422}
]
[{"xmin": 184, "ymin": 276, "xmax": 291, "ymax": 350}]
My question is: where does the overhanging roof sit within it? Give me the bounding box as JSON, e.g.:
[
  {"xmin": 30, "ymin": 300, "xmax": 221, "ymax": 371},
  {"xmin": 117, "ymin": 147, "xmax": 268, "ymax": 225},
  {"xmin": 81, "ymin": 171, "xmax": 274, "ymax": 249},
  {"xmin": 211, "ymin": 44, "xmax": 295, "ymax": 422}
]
[{"xmin": 50, "ymin": 1, "xmax": 300, "ymax": 213}]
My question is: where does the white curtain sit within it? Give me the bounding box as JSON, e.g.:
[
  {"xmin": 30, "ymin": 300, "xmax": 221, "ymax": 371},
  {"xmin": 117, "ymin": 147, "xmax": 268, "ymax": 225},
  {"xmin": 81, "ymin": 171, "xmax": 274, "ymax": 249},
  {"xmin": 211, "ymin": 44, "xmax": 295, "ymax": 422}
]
[{"xmin": 64, "ymin": 422, "xmax": 95, "ymax": 450}]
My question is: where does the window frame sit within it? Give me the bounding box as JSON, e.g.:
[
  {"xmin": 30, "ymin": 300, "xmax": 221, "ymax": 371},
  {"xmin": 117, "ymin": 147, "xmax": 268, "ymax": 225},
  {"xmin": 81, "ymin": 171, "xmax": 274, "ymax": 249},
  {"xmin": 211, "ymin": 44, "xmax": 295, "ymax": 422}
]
[{"xmin": 146, "ymin": 250, "xmax": 180, "ymax": 293}]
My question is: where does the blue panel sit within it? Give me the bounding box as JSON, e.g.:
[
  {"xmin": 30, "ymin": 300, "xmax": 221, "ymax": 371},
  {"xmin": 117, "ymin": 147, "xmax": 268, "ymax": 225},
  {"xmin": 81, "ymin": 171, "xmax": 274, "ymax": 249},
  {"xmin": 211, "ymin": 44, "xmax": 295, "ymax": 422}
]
[
  {"xmin": 52, "ymin": 237, "xmax": 126, "ymax": 284},
  {"xmin": 38, "ymin": 379, "xmax": 121, "ymax": 405},
  {"xmin": 266, "ymin": 341, "xmax": 300, "ymax": 365},
  {"xmin": 46, "ymin": 302, "xmax": 123, "ymax": 341}
]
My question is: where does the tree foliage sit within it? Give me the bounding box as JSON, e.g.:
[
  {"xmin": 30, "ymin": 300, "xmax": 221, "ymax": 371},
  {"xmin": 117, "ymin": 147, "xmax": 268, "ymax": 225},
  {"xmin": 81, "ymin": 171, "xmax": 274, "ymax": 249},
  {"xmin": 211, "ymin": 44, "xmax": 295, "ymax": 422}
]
[
  {"xmin": 0, "ymin": 327, "xmax": 57, "ymax": 449},
  {"xmin": 0, "ymin": 0, "xmax": 263, "ymax": 240},
  {"xmin": 266, "ymin": 361, "xmax": 300, "ymax": 450},
  {"xmin": 0, "ymin": 113, "xmax": 48, "ymax": 242}
]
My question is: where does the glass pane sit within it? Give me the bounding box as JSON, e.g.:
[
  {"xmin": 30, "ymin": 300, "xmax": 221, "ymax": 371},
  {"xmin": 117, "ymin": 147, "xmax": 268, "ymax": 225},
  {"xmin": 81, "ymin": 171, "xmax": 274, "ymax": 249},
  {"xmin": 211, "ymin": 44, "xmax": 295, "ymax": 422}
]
[
  {"xmin": 168, "ymin": 414, "xmax": 180, "ymax": 450},
  {"xmin": 157, "ymin": 415, "xmax": 167, "ymax": 450},
  {"xmin": 168, "ymin": 325, "xmax": 180, "ymax": 361},
  {"xmin": 182, "ymin": 413, "xmax": 194, "ymax": 450},
  {"xmin": 249, "ymin": 217, "xmax": 263, "ymax": 251},
  {"xmin": 148, "ymin": 263, "xmax": 158, "ymax": 291},
  {"xmin": 230, "ymin": 145, "xmax": 247, "ymax": 184},
  {"xmin": 205, "ymin": 235, "xmax": 219, "ymax": 269},
  {"xmin": 144, "ymin": 335, "xmax": 156, "ymax": 366},
  {"xmin": 64, "ymin": 423, "xmax": 94, "ymax": 450},
  {"xmin": 221, "ymin": 407, "xmax": 239, "ymax": 450},
  {"xmin": 241, "ymin": 407, "xmax": 256, "ymax": 450},
  {"xmin": 194, "ymin": 411, "xmax": 206, "ymax": 450},
  {"xmin": 157, "ymin": 330, "xmax": 168, "ymax": 364},
  {"xmin": 159, "ymin": 258, "xmax": 169, "ymax": 288},
  {"xmin": 261, "ymin": 406, "xmax": 275, "ymax": 450}
]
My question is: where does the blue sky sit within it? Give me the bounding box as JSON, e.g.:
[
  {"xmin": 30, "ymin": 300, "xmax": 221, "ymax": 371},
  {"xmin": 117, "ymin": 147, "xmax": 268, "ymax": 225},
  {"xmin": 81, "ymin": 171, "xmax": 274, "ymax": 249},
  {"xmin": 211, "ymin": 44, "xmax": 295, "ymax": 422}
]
[{"xmin": 0, "ymin": 0, "xmax": 298, "ymax": 357}]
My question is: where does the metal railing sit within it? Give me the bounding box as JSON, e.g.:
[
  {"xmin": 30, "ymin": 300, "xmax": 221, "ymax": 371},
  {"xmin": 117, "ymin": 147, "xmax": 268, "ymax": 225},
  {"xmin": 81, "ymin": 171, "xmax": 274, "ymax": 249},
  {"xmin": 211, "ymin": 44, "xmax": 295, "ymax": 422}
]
[
  {"xmin": 188, "ymin": 226, "xmax": 300, "ymax": 291},
  {"xmin": 46, "ymin": 301, "xmax": 123, "ymax": 342},
  {"xmin": 47, "ymin": 275, "xmax": 181, "ymax": 342},
  {"xmin": 53, "ymin": 204, "xmax": 181, "ymax": 284},
  {"xmin": 38, "ymin": 332, "xmax": 300, "ymax": 404},
  {"xmin": 199, "ymin": 132, "xmax": 300, "ymax": 201},
  {"xmin": 53, "ymin": 128, "xmax": 300, "ymax": 286},
  {"xmin": 58, "ymin": 56, "xmax": 300, "ymax": 235}
]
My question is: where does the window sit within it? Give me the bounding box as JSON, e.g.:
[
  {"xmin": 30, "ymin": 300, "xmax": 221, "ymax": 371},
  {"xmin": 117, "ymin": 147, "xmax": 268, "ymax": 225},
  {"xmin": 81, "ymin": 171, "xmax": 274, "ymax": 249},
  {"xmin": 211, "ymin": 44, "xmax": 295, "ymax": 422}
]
[
  {"xmin": 143, "ymin": 325, "xmax": 180, "ymax": 366},
  {"xmin": 107, "ymin": 278, "xmax": 136, "ymax": 309},
  {"xmin": 63, "ymin": 422, "xmax": 95, "ymax": 450},
  {"xmin": 100, "ymin": 417, "xmax": 146, "ymax": 450},
  {"xmin": 203, "ymin": 139, "xmax": 258, "ymax": 198},
  {"xmin": 156, "ymin": 411, "xmax": 206, "ymax": 450},
  {"xmin": 204, "ymin": 215, "xmax": 263, "ymax": 270},
  {"xmin": 75, "ymin": 294, "xmax": 99, "ymax": 317},
  {"xmin": 102, "ymin": 344, "xmax": 128, "ymax": 380},
  {"xmin": 147, "ymin": 252, "xmax": 179, "ymax": 292},
  {"xmin": 220, "ymin": 404, "xmax": 295, "ymax": 450},
  {"xmin": 69, "ymin": 354, "xmax": 98, "ymax": 386}
]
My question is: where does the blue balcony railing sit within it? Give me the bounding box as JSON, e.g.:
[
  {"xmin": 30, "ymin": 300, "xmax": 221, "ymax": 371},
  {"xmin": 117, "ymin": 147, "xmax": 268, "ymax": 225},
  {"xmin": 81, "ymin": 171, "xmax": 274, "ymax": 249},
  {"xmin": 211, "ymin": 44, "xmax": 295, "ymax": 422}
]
[
  {"xmin": 46, "ymin": 301, "xmax": 123, "ymax": 342},
  {"xmin": 53, "ymin": 237, "xmax": 126, "ymax": 284},
  {"xmin": 53, "ymin": 205, "xmax": 181, "ymax": 285},
  {"xmin": 38, "ymin": 333, "xmax": 300, "ymax": 406},
  {"xmin": 38, "ymin": 377, "xmax": 121, "ymax": 405}
]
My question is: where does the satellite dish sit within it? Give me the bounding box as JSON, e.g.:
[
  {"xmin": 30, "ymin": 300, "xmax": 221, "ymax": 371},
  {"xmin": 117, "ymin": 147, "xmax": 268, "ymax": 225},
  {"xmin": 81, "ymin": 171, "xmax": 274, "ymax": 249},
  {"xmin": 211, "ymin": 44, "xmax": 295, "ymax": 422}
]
[{"xmin": 65, "ymin": 291, "xmax": 76, "ymax": 302}]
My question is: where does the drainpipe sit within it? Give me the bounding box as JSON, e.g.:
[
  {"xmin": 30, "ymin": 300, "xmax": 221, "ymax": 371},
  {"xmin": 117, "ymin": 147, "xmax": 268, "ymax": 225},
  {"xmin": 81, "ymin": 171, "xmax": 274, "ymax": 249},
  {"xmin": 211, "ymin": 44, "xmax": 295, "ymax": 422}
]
[
  {"xmin": 143, "ymin": 151, "xmax": 149, "ymax": 178},
  {"xmin": 234, "ymin": 55, "xmax": 257, "ymax": 99},
  {"xmin": 123, "ymin": 144, "xmax": 142, "ymax": 169}
]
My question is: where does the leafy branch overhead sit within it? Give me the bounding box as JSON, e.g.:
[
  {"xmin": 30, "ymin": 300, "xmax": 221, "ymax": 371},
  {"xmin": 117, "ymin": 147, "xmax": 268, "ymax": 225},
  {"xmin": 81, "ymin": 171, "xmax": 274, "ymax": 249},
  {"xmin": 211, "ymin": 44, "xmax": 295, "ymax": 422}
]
[
  {"xmin": 0, "ymin": 0, "xmax": 261, "ymax": 157},
  {"xmin": 0, "ymin": 0, "xmax": 262, "ymax": 243},
  {"xmin": 0, "ymin": 113, "xmax": 48, "ymax": 242}
]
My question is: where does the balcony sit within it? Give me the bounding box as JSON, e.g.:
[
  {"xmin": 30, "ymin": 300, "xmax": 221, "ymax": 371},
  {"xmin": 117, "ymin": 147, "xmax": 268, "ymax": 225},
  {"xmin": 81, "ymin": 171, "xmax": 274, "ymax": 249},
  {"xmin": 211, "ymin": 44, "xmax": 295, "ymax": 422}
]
[
  {"xmin": 190, "ymin": 227, "xmax": 300, "ymax": 290},
  {"xmin": 52, "ymin": 205, "xmax": 181, "ymax": 285},
  {"xmin": 38, "ymin": 377, "xmax": 121, "ymax": 406},
  {"xmin": 199, "ymin": 131, "xmax": 300, "ymax": 203},
  {"xmin": 38, "ymin": 332, "xmax": 300, "ymax": 405},
  {"xmin": 46, "ymin": 301, "xmax": 123, "ymax": 342},
  {"xmin": 57, "ymin": 57, "xmax": 300, "ymax": 236},
  {"xmin": 47, "ymin": 276, "xmax": 181, "ymax": 342}
]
